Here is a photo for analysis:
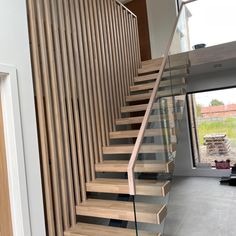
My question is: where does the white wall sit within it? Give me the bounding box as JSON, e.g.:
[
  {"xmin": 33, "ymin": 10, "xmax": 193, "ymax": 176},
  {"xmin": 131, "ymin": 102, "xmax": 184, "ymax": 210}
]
[
  {"xmin": 0, "ymin": 0, "xmax": 46, "ymax": 235},
  {"xmin": 147, "ymin": 0, "xmax": 178, "ymax": 59},
  {"xmin": 174, "ymin": 68, "xmax": 236, "ymax": 177}
]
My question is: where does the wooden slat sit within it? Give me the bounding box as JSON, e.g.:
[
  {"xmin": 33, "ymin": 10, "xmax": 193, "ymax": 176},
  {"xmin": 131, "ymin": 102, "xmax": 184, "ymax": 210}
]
[
  {"xmin": 104, "ymin": 0, "xmax": 120, "ymax": 120},
  {"xmin": 27, "ymin": 0, "xmax": 141, "ymax": 233},
  {"xmin": 76, "ymin": 199, "xmax": 167, "ymax": 224},
  {"xmin": 114, "ymin": 2, "xmax": 126, "ymax": 107},
  {"xmin": 35, "ymin": 0, "xmax": 65, "ymax": 232},
  {"xmin": 72, "ymin": 0, "xmax": 92, "ymax": 187},
  {"xmin": 116, "ymin": 4, "xmax": 128, "ymax": 104},
  {"xmin": 84, "ymin": 0, "xmax": 104, "ymax": 163},
  {"xmin": 107, "ymin": 0, "xmax": 123, "ymax": 118},
  {"xmin": 110, "ymin": 0, "xmax": 124, "ymax": 113},
  {"xmin": 26, "ymin": 0, "xmax": 56, "ymax": 234},
  {"xmin": 100, "ymin": 0, "xmax": 116, "ymax": 130},
  {"xmin": 92, "ymin": 0, "xmax": 109, "ymax": 145},
  {"xmin": 86, "ymin": 179, "xmax": 171, "ymax": 196},
  {"xmin": 129, "ymin": 14, "xmax": 137, "ymax": 78},
  {"xmin": 103, "ymin": 144, "xmax": 168, "ymax": 154},
  {"xmin": 131, "ymin": 17, "xmax": 139, "ymax": 73},
  {"xmin": 88, "ymin": 0, "xmax": 107, "ymax": 148},
  {"xmin": 124, "ymin": 10, "xmax": 133, "ymax": 87},
  {"xmin": 119, "ymin": 5, "xmax": 129, "ymax": 97},
  {"xmin": 64, "ymin": 223, "xmax": 160, "ymax": 236},
  {"xmin": 96, "ymin": 0, "xmax": 113, "ymax": 132},
  {"xmin": 43, "ymin": 0, "xmax": 76, "ymax": 227},
  {"xmin": 79, "ymin": 0, "xmax": 98, "ymax": 178},
  {"xmin": 96, "ymin": 160, "xmax": 174, "ymax": 173},
  {"xmin": 134, "ymin": 17, "xmax": 141, "ymax": 67}
]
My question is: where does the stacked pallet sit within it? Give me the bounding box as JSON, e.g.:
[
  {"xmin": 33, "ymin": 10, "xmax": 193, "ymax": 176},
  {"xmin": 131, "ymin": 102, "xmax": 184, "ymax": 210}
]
[{"xmin": 204, "ymin": 134, "xmax": 231, "ymax": 155}]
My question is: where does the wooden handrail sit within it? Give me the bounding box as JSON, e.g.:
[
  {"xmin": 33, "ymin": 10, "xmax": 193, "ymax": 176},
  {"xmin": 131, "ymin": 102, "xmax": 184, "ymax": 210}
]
[
  {"xmin": 115, "ymin": 0, "xmax": 137, "ymax": 18},
  {"xmin": 128, "ymin": 0, "xmax": 197, "ymax": 195}
]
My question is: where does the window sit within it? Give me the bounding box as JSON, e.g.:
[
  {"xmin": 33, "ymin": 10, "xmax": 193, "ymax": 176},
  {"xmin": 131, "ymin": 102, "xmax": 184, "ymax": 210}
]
[{"xmin": 188, "ymin": 87, "xmax": 236, "ymax": 168}]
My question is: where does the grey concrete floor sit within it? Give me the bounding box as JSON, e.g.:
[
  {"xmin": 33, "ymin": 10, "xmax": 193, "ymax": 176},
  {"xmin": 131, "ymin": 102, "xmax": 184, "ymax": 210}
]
[{"xmin": 163, "ymin": 177, "xmax": 236, "ymax": 236}]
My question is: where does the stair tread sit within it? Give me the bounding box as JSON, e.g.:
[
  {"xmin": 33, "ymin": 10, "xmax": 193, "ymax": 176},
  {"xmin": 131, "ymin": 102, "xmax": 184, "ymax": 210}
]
[
  {"xmin": 138, "ymin": 66, "xmax": 160, "ymax": 75},
  {"xmin": 95, "ymin": 160, "xmax": 174, "ymax": 173},
  {"xmin": 103, "ymin": 144, "xmax": 168, "ymax": 154},
  {"xmin": 65, "ymin": 223, "xmax": 160, "ymax": 236},
  {"xmin": 116, "ymin": 113, "xmax": 181, "ymax": 125},
  {"xmin": 76, "ymin": 199, "xmax": 167, "ymax": 224},
  {"xmin": 138, "ymin": 61, "xmax": 187, "ymax": 75},
  {"xmin": 109, "ymin": 129, "xmax": 163, "ymax": 139},
  {"xmin": 86, "ymin": 178, "xmax": 171, "ymax": 196},
  {"xmin": 141, "ymin": 57, "xmax": 163, "ymax": 67},
  {"xmin": 134, "ymin": 68, "xmax": 188, "ymax": 83},
  {"xmin": 121, "ymin": 103, "xmax": 154, "ymax": 113},
  {"xmin": 130, "ymin": 78, "xmax": 185, "ymax": 92},
  {"xmin": 121, "ymin": 102, "xmax": 178, "ymax": 113},
  {"xmin": 126, "ymin": 88, "xmax": 185, "ymax": 102}
]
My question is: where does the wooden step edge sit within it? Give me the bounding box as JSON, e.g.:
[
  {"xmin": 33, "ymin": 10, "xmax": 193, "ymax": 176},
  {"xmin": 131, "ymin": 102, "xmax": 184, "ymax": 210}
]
[
  {"xmin": 157, "ymin": 205, "xmax": 168, "ymax": 225},
  {"xmin": 109, "ymin": 129, "xmax": 163, "ymax": 139},
  {"xmin": 138, "ymin": 64, "xmax": 187, "ymax": 75},
  {"xmin": 141, "ymin": 56, "xmax": 188, "ymax": 68},
  {"xmin": 121, "ymin": 102, "xmax": 178, "ymax": 113},
  {"xmin": 116, "ymin": 116, "xmax": 144, "ymax": 125},
  {"xmin": 162, "ymin": 180, "xmax": 171, "ymax": 196},
  {"xmin": 134, "ymin": 68, "xmax": 188, "ymax": 83},
  {"xmin": 64, "ymin": 223, "xmax": 161, "ymax": 236},
  {"xmin": 166, "ymin": 160, "xmax": 175, "ymax": 173},
  {"xmin": 138, "ymin": 66, "xmax": 160, "ymax": 75},
  {"xmin": 130, "ymin": 77, "xmax": 186, "ymax": 92},
  {"xmin": 141, "ymin": 57, "xmax": 163, "ymax": 67},
  {"xmin": 95, "ymin": 160, "xmax": 174, "ymax": 173},
  {"xmin": 86, "ymin": 179, "xmax": 171, "ymax": 196},
  {"xmin": 102, "ymin": 145, "xmax": 168, "ymax": 154},
  {"xmin": 126, "ymin": 88, "xmax": 186, "ymax": 103},
  {"xmin": 130, "ymin": 83, "xmax": 154, "ymax": 92},
  {"xmin": 116, "ymin": 113, "xmax": 182, "ymax": 125},
  {"xmin": 76, "ymin": 199, "xmax": 167, "ymax": 224},
  {"xmin": 134, "ymin": 73, "xmax": 159, "ymax": 83}
]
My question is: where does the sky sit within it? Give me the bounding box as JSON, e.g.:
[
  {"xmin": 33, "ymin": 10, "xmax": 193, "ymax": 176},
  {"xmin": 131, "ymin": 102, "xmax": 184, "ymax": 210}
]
[
  {"xmin": 195, "ymin": 88, "xmax": 236, "ymax": 107},
  {"xmin": 186, "ymin": 0, "xmax": 236, "ymax": 48}
]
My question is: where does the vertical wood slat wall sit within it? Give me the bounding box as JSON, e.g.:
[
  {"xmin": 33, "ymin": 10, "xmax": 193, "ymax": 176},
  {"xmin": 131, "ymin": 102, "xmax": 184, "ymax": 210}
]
[{"xmin": 27, "ymin": 0, "xmax": 141, "ymax": 235}]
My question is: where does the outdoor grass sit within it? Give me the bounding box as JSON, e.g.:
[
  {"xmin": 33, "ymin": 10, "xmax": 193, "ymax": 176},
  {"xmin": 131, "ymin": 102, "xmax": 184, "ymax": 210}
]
[{"xmin": 197, "ymin": 117, "xmax": 236, "ymax": 146}]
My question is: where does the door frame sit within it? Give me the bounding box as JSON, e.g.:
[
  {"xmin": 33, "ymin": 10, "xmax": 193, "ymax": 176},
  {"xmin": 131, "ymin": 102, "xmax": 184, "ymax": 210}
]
[{"xmin": 0, "ymin": 64, "xmax": 31, "ymax": 236}]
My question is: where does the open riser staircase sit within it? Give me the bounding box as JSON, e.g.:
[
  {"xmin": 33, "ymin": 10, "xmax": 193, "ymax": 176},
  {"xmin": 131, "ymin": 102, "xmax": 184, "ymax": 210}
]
[
  {"xmin": 65, "ymin": 58, "xmax": 189, "ymax": 235},
  {"xmin": 26, "ymin": 0, "xmax": 193, "ymax": 235}
]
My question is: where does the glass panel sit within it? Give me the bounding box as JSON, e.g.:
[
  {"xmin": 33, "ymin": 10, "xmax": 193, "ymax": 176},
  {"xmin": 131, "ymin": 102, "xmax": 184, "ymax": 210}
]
[
  {"xmin": 131, "ymin": 3, "xmax": 190, "ymax": 235},
  {"xmin": 172, "ymin": 0, "xmax": 236, "ymax": 53},
  {"xmin": 132, "ymin": 55, "xmax": 188, "ymax": 235},
  {"xmin": 132, "ymin": 1, "xmax": 236, "ymax": 234}
]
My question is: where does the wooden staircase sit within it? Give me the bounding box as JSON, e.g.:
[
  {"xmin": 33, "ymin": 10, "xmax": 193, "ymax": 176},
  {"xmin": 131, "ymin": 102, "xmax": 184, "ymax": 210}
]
[{"xmin": 65, "ymin": 58, "xmax": 188, "ymax": 236}]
